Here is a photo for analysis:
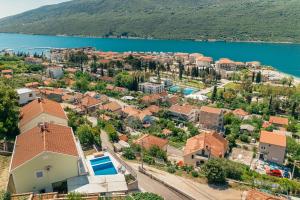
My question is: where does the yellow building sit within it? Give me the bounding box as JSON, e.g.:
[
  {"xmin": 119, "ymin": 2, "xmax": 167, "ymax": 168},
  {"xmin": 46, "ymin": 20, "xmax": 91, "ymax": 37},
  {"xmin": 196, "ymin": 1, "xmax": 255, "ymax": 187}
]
[{"xmin": 9, "ymin": 124, "xmax": 79, "ymax": 193}]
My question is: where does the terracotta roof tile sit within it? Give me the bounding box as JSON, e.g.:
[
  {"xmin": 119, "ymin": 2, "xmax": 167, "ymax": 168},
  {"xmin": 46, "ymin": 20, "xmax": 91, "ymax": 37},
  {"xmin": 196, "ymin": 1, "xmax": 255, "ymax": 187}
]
[
  {"xmin": 232, "ymin": 108, "xmax": 249, "ymax": 117},
  {"xmin": 269, "ymin": 116, "xmax": 289, "ymax": 126},
  {"xmin": 101, "ymin": 101, "xmax": 122, "ymax": 112},
  {"xmin": 169, "ymin": 104, "xmax": 198, "ymax": 115},
  {"xmin": 200, "ymin": 106, "xmax": 222, "ymax": 114},
  {"xmin": 135, "ymin": 134, "xmax": 168, "ymax": 150},
  {"xmin": 259, "ymin": 131, "xmax": 286, "ymax": 147},
  {"xmin": 184, "ymin": 131, "xmax": 228, "ymax": 157},
  {"xmin": 11, "ymin": 124, "xmax": 78, "ymax": 171},
  {"xmin": 246, "ymin": 190, "xmax": 286, "ymax": 200},
  {"xmin": 20, "ymin": 99, "xmax": 67, "ymax": 127}
]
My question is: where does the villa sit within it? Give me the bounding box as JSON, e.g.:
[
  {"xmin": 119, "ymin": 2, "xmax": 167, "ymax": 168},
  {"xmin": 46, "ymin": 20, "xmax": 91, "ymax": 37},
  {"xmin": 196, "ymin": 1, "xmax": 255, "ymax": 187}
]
[
  {"xmin": 135, "ymin": 134, "xmax": 168, "ymax": 151},
  {"xmin": 19, "ymin": 98, "xmax": 68, "ymax": 133},
  {"xmin": 138, "ymin": 82, "xmax": 165, "ymax": 94},
  {"xmin": 8, "ymin": 124, "xmax": 80, "ymax": 194},
  {"xmin": 183, "ymin": 131, "xmax": 228, "ymax": 166},
  {"xmin": 168, "ymin": 104, "xmax": 199, "ymax": 122},
  {"xmin": 199, "ymin": 106, "xmax": 224, "ymax": 132},
  {"xmin": 259, "ymin": 131, "xmax": 286, "ymax": 164}
]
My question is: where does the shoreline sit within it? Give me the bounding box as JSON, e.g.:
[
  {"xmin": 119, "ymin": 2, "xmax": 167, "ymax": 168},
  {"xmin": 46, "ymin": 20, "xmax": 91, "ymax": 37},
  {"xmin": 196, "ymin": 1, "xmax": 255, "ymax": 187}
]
[{"xmin": 1, "ymin": 32, "xmax": 300, "ymax": 45}]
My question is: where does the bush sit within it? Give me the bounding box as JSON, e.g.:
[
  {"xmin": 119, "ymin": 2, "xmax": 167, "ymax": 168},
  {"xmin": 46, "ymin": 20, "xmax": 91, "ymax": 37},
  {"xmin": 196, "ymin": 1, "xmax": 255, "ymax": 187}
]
[
  {"xmin": 0, "ymin": 191, "xmax": 11, "ymax": 200},
  {"xmin": 202, "ymin": 159, "xmax": 226, "ymax": 184},
  {"xmin": 191, "ymin": 170, "xmax": 199, "ymax": 177},
  {"xmin": 67, "ymin": 192, "xmax": 83, "ymax": 200},
  {"xmin": 143, "ymin": 155, "xmax": 155, "ymax": 165},
  {"xmin": 167, "ymin": 166, "xmax": 176, "ymax": 174},
  {"xmin": 239, "ymin": 134, "xmax": 250, "ymax": 143},
  {"xmin": 129, "ymin": 192, "xmax": 163, "ymax": 200},
  {"xmin": 123, "ymin": 148, "xmax": 136, "ymax": 160}
]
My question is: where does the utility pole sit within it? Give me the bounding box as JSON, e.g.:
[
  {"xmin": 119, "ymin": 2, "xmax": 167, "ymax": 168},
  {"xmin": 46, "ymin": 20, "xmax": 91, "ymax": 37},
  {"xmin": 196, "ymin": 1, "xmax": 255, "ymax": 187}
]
[{"xmin": 292, "ymin": 160, "xmax": 300, "ymax": 179}]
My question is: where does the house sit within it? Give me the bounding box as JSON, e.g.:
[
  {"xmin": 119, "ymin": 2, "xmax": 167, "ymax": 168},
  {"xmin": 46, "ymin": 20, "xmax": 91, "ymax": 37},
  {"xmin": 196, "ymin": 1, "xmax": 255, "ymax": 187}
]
[
  {"xmin": 16, "ymin": 88, "xmax": 36, "ymax": 105},
  {"xmin": 39, "ymin": 88, "xmax": 64, "ymax": 102},
  {"xmin": 9, "ymin": 124, "xmax": 79, "ymax": 193},
  {"xmin": 19, "ymin": 98, "xmax": 68, "ymax": 133},
  {"xmin": 240, "ymin": 124, "xmax": 256, "ymax": 135},
  {"xmin": 199, "ymin": 106, "xmax": 224, "ymax": 132},
  {"xmin": 259, "ymin": 131, "xmax": 286, "ymax": 164},
  {"xmin": 138, "ymin": 82, "xmax": 165, "ymax": 94},
  {"xmin": 101, "ymin": 101, "xmax": 123, "ymax": 114},
  {"xmin": 122, "ymin": 106, "xmax": 140, "ymax": 118},
  {"xmin": 135, "ymin": 134, "xmax": 168, "ymax": 151},
  {"xmin": 168, "ymin": 104, "xmax": 199, "ymax": 122},
  {"xmin": 46, "ymin": 66, "xmax": 64, "ymax": 79},
  {"xmin": 25, "ymin": 82, "xmax": 40, "ymax": 88},
  {"xmin": 232, "ymin": 108, "xmax": 249, "ymax": 119},
  {"xmin": 78, "ymin": 96, "xmax": 102, "ymax": 113},
  {"xmin": 269, "ymin": 116, "xmax": 289, "ymax": 128},
  {"xmin": 183, "ymin": 131, "xmax": 228, "ymax": 167},
  {"xmin": 140, "ymin": 93, "xmax": 161, "ymax": 105},
  {"xmin": 144, "ymin": 105, "xmax": 161, "ymax": 115}
]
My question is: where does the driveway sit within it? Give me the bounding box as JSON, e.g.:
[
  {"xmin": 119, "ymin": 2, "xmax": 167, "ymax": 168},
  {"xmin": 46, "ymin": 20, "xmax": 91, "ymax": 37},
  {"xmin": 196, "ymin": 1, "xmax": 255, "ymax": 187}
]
[{"xmin": 167, "ymin": 145, "xmax": 184, "ymax": 162}]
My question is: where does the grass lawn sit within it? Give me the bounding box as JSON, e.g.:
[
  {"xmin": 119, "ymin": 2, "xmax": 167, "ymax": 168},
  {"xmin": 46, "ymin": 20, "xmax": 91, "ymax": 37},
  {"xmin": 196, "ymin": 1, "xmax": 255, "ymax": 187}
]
[
  {"xmin": 0, "ymin": 155, "xmax": 11, "ymax": 190},
  {"xmin": 224, "ymin": 82, "xmax": 241, "ymax": 90}
]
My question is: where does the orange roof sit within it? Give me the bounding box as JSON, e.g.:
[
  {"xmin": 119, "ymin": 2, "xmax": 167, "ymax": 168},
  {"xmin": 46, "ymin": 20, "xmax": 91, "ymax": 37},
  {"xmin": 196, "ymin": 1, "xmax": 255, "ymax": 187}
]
[
  {"xmin": 246, "ymin": 190, "xmax": 286, "ymax": 200},
  {"xmin": 232, "ymin": 108, "xmax": 249, "ymax": 117},
  {"xmin": 200, "ymin": 106, "xmax": 222, "ymax": 114},
  {"xmin": 141, "ymin": 93, "xmax": 161, "ymax": 103},
  {"xmin": 25, "ymin": 82, "xmax": 40, "ymax": 88},
  {"xmin": 11, "ymin": 124, "xmax": 78, "ymax": 171},
  {"xmin": 144, "ymin": 105, "xmax": 161, "ymax": 114},
  {"xmin": 119, "ymin": 134, "xmax": 128, "ymax": 142},
  {"xmin": 135, "ymin": 134, "xmax": 168, "ymax": 150},
  {"xmin": 1, "ymin": 69, "xmax": 13, "ymax": 74},
  {"xmin": 20, "ymin": 99, "xmax": 67, "ymax": 127},
  {"xmin": 80, "ymin": 96, "xmax": 102, "ymax": 108},
  {"xmin": 122, "ymin": 106, "xmax": 140, "ymax": 116},
  {"xmin": 169, "ymin": 104, "xmax": 198, "ymax": 115},
  {"xmin": 197, "ymin": 56, "xmax": 213, "ymax": 62},
  {"xmin": 218, "ymin": 58, "xmax": 235, "ymax": 64},
  {"xmin": 39, "ymin": 88, "xmax": 64, "ymax": 95},
  {"xmin": 269, "ymin": 116, "xmax": 289, "ymax": 126},
  {"xmin": 259, "ymin": 131, "xmax": 286, "ymax": 147},
  {"xmin": 101, "ymin": 101, "xmax": 122, "ymax": 112},
  {"xmin": 184, "ymin": 131, "xmax": 228, "ymax": 157}
]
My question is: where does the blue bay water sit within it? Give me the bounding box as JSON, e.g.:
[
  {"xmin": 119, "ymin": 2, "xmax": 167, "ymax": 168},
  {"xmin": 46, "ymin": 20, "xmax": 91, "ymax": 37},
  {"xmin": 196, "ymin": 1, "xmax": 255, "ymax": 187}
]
[{"xmin": 0, "ymin": 33, "xmax": 300, "ymax": 77}]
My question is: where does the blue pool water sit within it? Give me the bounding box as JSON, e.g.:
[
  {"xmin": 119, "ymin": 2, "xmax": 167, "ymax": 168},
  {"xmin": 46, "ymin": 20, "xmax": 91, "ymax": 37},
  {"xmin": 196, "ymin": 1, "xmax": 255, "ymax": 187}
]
[
  {"xmin": 90, "ymin": 156, "xmax": 111, "ymax": 165},
  {"xmin": 89, "ymin": 156, "xmax": 118, "ymax": 176},
  {"xmin": 169, "ymin": 86, "xmax": 197, "ymax": 95}
]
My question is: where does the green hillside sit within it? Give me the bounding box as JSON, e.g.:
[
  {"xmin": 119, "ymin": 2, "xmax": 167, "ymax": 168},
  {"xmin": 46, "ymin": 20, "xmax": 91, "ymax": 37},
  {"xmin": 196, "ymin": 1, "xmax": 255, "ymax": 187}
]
[{"xmin": 0, "ymin": 0, "xmax": 300, "ymax": 42}]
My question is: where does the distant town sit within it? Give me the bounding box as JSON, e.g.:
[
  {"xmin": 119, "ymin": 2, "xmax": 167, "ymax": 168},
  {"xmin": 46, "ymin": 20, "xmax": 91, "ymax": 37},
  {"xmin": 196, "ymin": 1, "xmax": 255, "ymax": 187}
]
[{"xmin": 0, "ymin": 47, "xmax": 300, "ymax": 200}]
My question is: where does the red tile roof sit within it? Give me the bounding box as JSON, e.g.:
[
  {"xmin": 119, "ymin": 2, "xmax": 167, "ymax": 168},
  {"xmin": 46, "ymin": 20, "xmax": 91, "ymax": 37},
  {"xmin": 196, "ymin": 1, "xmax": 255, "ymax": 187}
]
[
  {"xmin": 169, "ymin": 104, "xmax": 198, "ymax": 115},
  {"xmin": 101, "ymin": 101, "xmax": 122, "ymax": 112},
  {"xmin": 135, "ymin": 134, "xmax": 168, "ymax": 150},
  {"xmin": 11, "ymin": 124, "xmax": 78, "ymax": 171},
  {"xmin": 80, "ymin": 96, "xmax": 102, "ymax": 108},
  {"xmin": 232, "ymin": 108, "xmax": 249, "ymax": 117},
  {"xmin": 200, "ymin": 106, "xmax": 222, "ymax": 114},
  {"xmin": 20, "ymin": 99, "xmax": 67, "ymax": 127},
  {"xmin": 184, "ymin": 131, "xmax": 228, "ymax": 157},
  {"xmin": 245, "ymin": 190, "xmax": 286, "ymax": 200},
  {"xmin": 260, "ymin": 131, "xmax": 286, "ymax": 147},
  {"xmin": 269, "ymin": 116, "xmax": 289, "ymax": 126}
]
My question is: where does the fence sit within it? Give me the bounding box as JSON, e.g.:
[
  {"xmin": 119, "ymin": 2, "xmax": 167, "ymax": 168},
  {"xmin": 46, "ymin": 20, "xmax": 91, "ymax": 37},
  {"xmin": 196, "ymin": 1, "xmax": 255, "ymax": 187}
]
[{"xmin": 0, "ymin": 140, "xmax": 14, "ymax": 155}]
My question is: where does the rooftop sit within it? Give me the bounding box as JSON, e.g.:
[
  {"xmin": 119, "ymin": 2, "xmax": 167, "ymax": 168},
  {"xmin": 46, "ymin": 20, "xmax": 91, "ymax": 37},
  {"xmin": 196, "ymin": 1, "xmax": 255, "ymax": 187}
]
[{"xmin": 259, "ymin": 131, "xmax": 286, "ymax": 147}]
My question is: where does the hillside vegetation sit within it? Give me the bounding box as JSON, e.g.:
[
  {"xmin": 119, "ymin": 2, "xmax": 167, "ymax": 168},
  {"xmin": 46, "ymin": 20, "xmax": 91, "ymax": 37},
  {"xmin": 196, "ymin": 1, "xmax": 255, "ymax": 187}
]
[{"xmin": 0, "ymin": 0, "xmax": 299, "ymax": 42}]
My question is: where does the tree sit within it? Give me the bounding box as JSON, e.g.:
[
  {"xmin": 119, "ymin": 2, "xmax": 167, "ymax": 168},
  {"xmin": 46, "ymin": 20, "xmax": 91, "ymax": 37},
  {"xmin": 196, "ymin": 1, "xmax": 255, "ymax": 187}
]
[
  {"xmin": 128, "ymin": 192, "xmax": 163, "ymax": 200},
  {"xmin": 104, "ymin": 123, "xmax": 119, "ymax": 142},
  {"xmin": 178, "ymin": 62, "xmax": 184, "ymax": 80},
  {"xmin": 0, "ymin": 83, "xmax": 20, "ymax": 139},
  {"xmin": 211, "ymin": 85, "xmax": 218, "ymax": 102},
  {"xmin": 255, "ymin": 71, "xmax": 262, "ymax": 83},
  {"xmin": 202, "ymin": 159, "xmax": 226, "ymax": 184},
  {"xmin": 123, "ymin": 148, "xmax": 136, "ymax": 160},
  {"xmin": 69, "ymin": 51, "xmax": 88, "ymax": 71},
  {"xmin": 76, "ymin": 124, "xmax": 101, "ymax": 149}
]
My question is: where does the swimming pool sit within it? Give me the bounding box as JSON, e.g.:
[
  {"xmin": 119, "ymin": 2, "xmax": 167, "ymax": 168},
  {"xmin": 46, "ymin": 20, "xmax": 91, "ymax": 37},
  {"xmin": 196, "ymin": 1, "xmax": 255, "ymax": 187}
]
[
  {"xmin": 169, "ymin": 85, "xmax": 198, "ymax": 95},
  {"xmin": 90, "ymin": 156, "xmax": 111, "ymax": 165},
  {"xmin": 89, "ymin": 156, "xmax": 118, "ymax": 176}
]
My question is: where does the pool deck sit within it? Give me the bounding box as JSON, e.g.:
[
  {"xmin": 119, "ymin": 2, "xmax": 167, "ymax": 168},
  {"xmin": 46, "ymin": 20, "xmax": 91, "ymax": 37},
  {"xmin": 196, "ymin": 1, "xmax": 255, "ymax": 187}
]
[{"xmin": 67, "ymin": 152, "xmax": 128, "ymax": 193}]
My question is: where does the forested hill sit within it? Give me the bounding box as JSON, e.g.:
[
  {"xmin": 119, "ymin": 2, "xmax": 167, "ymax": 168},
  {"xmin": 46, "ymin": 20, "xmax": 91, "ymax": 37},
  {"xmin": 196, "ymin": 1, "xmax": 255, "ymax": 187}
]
[{"xmin": 0, "ymin": 0, "xmax": 299, "ymax": 42}]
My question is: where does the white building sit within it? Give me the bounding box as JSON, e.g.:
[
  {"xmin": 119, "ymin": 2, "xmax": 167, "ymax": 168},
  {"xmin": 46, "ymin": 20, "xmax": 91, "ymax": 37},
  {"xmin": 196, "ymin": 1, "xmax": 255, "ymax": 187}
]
[
  {"xmin": 138, "ymin": 82, "xmax": 164, "ymax": 94},
  {"xmin": 46, "ymin": 66, "xmax": 64, "ymax": 79},
  {"xmin": 16, "ymin": 88, "xmax": 36, "ymax": 105}
]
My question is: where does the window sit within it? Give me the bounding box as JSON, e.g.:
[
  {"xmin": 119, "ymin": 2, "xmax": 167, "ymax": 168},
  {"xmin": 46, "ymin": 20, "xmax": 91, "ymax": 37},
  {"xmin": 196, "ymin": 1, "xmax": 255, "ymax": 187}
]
[
  {"xmin": 36, "ymin": 171, "xmax": 44, "ymax": 178},
  {"xmin": 191, "ymin": 155, "xmax": 194, "ymax": 159},
  {"xmin": 29, "ymin": 93, "xmax": 33, "ymax": 97}
]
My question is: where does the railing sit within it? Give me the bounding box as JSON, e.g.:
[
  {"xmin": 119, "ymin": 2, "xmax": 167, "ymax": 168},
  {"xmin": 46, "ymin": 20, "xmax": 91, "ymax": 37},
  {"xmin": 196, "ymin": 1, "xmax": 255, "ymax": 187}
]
[{"xmin": 106, "ymin": 148, "xmax": 137, "ymax": 179}]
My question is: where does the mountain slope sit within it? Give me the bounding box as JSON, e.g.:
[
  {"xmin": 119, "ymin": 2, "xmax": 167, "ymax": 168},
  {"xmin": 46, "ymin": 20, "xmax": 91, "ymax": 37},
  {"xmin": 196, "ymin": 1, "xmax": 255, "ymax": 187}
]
[{"xmin": 0, "ymin": 0, "xmax": 300, "ymax": 42}]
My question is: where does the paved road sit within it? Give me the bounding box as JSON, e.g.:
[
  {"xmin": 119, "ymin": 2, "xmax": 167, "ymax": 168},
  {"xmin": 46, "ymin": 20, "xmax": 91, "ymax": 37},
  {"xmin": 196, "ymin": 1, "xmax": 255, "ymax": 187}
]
[{"xmin": 100, "ymin": 131, "xmax": 187, "ymax": 200}]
